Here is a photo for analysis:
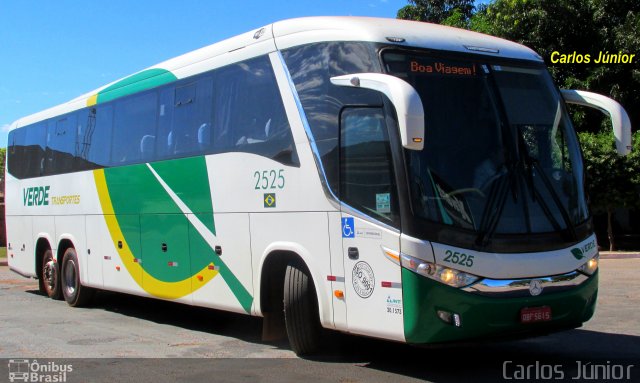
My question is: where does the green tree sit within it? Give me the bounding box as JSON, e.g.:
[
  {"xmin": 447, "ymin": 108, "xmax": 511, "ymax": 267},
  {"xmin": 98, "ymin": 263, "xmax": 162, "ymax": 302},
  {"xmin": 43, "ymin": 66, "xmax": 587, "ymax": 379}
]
[
  {"xmin": 397, "ymin": 0, "xmax": 475, "ymax": 24},
  {"xmin": 0, "ymin": 147, "xmax": 5, "ymax": 181},
  {"xmin": 470, "ymin": 0, "xmax": 640, "ymax": 133},
  {"xmin": 579, "ymin": 132, "xmax": 640, "ymax": 250}
]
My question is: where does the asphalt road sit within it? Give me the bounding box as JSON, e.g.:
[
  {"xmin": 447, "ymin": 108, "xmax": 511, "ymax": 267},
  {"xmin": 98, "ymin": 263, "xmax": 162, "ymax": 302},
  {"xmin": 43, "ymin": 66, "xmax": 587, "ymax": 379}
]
[{"xmin": 1, "ymin": 259, "xmax": 638, "ymax": 383}]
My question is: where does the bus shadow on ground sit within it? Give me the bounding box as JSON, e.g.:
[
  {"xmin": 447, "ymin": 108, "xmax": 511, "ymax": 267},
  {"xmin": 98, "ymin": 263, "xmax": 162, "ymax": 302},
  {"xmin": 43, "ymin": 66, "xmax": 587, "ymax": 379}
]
[
  {"xmin": 25, "ymin": 288, "xmax": 275, "ymax": 348},
  {"xmin": 25, "ymin": 288, "xmax": 639, "ymax": 382},
  {"xmin": 314, "ymin": 329, "xmax": 640, "ymax": 382},
  {"xmin": 93, "ymin": 290, "xmax": 273, "ymax": 346}
]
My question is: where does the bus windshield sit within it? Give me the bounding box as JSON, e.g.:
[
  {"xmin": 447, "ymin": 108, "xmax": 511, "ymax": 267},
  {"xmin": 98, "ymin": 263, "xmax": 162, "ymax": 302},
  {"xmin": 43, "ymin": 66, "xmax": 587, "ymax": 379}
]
[{"xmin": 384, "ymin": 52, "xmax": 588, "ymax": 240}]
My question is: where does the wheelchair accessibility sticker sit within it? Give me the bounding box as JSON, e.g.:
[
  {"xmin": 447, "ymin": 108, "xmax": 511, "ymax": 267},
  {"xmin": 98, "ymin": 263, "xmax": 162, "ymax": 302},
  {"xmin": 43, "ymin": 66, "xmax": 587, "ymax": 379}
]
[{"xmin": 342, "ymin": 217, "xmax": 355, "ymax": 238}]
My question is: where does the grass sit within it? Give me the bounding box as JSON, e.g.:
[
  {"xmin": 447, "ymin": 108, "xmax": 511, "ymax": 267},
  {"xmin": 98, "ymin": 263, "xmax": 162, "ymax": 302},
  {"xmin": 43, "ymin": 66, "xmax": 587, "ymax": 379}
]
[{"xmin": 0, "ymin": 247, "xmax": 6, "ymax": 259}]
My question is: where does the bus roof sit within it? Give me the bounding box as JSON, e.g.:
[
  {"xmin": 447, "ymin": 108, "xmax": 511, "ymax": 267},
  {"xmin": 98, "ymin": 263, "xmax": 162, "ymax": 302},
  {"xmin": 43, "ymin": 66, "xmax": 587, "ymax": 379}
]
[{"xmin": 10, "ymin": 16, "xmax": 542, "ymax": 130}]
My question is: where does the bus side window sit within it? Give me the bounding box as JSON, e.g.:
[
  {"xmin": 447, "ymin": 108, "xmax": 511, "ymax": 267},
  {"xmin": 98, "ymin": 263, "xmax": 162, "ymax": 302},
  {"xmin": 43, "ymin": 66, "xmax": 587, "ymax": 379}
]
[
  {"xmin": 88, "ymin": 105, "xmax": 113, "ymax": 168},
  {"xmin": 172, "ymin": 82, "xmax": 197, "ymax": 155},
  {"xmin": 24, "ymin": 123, "xmax": 47, "ymax": 178},
  {"xmin": 212, "ymin": 56, "xmax": 298, "ymax": 166},
  {"xmin": 156, "ymin": 86, "xmax": 175, "ymax": 160},
  {"xmin": 7, "ymin": 128, "xmax": 26, "ymax": 179},
  {"xmin": 170, "ymin": 77, "xmax": 212, "ymax": 156},
  {"xmin": 45, "ymin": 114, "xmax": 77, "ymax": 175},
  {"xmin": 112, "ymin": 92, "xmax": 157, "ymax": 164},
  {"xmin": 339, "ymin": 107, "xmax": 399, "ymax": 226}
]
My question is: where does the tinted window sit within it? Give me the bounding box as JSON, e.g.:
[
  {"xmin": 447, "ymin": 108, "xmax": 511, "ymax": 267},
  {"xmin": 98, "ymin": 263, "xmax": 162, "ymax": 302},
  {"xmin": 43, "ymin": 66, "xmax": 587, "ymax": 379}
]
[
  {"xmin": 7, "ymin": 54, "xmax": 297, "ymax": 179},
  {"xmin": 156, "ymin": 86, "xmax": 175, "ymax": 159},
  {"xmin": 212, "ymin": 56, "xmax": 297, "ymax": 165},
  {"xmin": 283, "ymin": 42, "xmax": 382, "ymax": 191},
  {"xmin": 45, "ymin": 114, "xmax": 77, "ymax": 175},
  {"xmin": 86, "ymin": 105, "xmax": 113, "ymax": 168},
  {"xmin": 112, "ymin": 92, "xmax": 157, "ymax": 164},
  {"xmin": 168, "ymin": 77, "xmax": 213, "ymax": 157},
  {"xmin": 7, "ymin": 128, "xmax": 26, "ymax": 178},
  {"xmin": 340, "ymin": 108, "xmax": 399, "ymax": 225},
  {"xmin": 23, "ymin": 123, "xmax": 47, "ymax": 177}
]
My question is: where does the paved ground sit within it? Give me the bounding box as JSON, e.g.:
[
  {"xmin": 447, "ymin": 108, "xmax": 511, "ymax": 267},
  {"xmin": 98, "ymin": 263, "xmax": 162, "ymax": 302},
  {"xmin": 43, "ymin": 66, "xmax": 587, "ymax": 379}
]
[{"xmin": 0, "ymin": 259, "xmax": 638, "ymax": 382}]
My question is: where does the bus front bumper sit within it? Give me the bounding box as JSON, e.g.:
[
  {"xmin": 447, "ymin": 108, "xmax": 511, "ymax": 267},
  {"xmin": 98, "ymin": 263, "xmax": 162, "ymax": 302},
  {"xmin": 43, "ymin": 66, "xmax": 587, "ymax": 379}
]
[{"xmin": 402, "ymin": 268, "xmax": 598, "ymax": 344}]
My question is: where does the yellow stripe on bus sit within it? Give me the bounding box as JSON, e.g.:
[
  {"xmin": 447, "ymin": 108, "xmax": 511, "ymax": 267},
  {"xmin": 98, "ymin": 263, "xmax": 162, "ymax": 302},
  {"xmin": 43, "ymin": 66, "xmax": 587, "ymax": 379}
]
[
  {"xmin": 93, "ymin": 169, "xmax": 219, "ymax": 299},
  {"xmin": 86, "ymin": 94, "xmax": 98, "ymax": 107}
]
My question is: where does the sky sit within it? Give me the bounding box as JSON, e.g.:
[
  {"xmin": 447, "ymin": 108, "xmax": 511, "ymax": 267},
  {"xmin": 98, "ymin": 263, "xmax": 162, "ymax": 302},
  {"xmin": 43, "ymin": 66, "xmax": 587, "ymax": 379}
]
[{"xmin": 0, "ymin": 1, "xmax": 489, "ymax": 148}]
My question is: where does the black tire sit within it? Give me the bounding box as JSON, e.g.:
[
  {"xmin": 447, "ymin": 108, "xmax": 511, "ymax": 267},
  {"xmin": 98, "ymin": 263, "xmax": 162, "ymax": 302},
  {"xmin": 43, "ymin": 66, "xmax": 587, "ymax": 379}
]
[
  {"xmin": 61, "ymin": 248, "xmax": 94, "ymax": 307},
  {"xmin": 41, "ymin": 249, "xmax": 62, "ymax": 300},
  {"xmin": 283, "ymin": 259, "xmax": 321, "ymax": 356}
]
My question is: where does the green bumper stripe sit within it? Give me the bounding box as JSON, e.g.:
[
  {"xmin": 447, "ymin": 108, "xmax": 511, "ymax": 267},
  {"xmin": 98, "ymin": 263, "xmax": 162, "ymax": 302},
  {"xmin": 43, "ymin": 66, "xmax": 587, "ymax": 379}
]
[{"xmin": 402, "ymin": 268, "xmax": 598, "ymax": 344}]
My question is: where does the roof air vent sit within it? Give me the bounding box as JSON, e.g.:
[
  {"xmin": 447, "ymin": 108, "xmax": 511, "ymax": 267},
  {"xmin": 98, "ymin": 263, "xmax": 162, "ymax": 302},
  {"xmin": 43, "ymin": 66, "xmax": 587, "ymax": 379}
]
[
  {"xmin": 386, "ymin": 37, "xmax": 406, "ymax": 43},
  {"xmin": 464, "ymin": 45, "xmax": 500, "ymax": 54}
]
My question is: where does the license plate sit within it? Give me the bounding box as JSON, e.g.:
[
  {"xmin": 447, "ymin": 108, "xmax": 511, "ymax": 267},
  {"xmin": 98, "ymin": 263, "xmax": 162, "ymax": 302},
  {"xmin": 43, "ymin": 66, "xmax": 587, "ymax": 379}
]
[{"xmin": 520, "ymin": 306, "xmax": 552, "ymax": 324}]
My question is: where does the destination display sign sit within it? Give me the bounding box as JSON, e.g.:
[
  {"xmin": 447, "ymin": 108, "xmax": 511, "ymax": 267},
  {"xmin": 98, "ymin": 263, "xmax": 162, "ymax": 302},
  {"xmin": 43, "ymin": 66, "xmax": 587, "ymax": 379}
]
[{"xmin": 409, "ymin": 58, "xmax": 477, "ymax": 77}]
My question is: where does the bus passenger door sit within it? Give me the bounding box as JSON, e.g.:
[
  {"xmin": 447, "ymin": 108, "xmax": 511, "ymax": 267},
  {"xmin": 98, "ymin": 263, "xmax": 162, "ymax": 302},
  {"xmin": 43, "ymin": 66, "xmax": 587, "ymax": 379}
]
[{"xmin": 339, "ymin": 107, "xmax": 405, "ymax": 341}]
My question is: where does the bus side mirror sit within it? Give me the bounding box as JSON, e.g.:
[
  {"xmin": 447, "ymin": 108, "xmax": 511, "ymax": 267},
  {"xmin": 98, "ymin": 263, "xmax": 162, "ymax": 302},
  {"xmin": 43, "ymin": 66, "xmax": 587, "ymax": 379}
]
[
  {"xmin": 330, "ymin": 73, "xmax": 425, "ymax": 150},
  {"xmin": 561, "ymin": 89, "xmax": 632, "ymax": 156}
]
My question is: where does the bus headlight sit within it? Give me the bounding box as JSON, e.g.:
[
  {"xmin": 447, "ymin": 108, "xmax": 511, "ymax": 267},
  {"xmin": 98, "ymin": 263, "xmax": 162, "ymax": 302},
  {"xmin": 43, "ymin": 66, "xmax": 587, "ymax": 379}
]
[
  {"xmin": 578, "ymin": 254, "xmax": 599, "ymax": 275},
  {"xmin": 401, "ymin": 253, "xmax": 481, "ymax": 288}
]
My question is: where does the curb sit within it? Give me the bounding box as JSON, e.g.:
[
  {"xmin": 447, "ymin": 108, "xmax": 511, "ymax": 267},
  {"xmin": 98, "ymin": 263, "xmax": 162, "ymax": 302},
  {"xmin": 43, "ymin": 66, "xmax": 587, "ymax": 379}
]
[
  {"xmin": 600, "ymin": 251, "xmax": 640, "ymax": 259},
  {"xmin": 599, "ymin": 252, "xmax": 640, "ymax": 259},
  {"xmin": 0, "ymin": 259, "xmax": 7, "ymax": 267}
]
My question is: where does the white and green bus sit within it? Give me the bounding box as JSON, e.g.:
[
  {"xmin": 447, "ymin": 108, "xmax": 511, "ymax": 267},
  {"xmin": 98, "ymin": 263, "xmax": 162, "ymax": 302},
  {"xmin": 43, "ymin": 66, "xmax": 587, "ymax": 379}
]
[{"xmin": 6, "ymin": 17, "xmax": 632, "ymax": 355}]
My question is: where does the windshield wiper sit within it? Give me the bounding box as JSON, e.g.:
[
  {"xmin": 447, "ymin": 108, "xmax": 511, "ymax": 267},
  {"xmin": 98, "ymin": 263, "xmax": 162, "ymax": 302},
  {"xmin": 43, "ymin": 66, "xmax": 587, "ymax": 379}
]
[
  {"xmin": 516, "ymin": 127, "xmax": 577, "ymax": 241},
  {"xmin": 475, "ymin": 164, "xmax": 510, "ymax": 247}
]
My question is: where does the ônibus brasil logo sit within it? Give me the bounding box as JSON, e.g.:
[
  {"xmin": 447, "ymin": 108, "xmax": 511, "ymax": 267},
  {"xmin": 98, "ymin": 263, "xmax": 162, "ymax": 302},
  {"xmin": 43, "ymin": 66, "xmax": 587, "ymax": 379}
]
[
  {"xmin": 571, "ymin": 240, "xmax": 596, "ymax": 260},
  {"xmin": 8, "ymin": 359, "xmax": 73, "ymax": 382}
]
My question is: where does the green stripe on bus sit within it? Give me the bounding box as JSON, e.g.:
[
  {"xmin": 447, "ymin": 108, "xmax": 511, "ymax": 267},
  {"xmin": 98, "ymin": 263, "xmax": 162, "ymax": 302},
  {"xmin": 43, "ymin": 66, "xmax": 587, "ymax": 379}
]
[
  {"xmin": 402, "ymin": 268, "xmax": 598, "ymax": 343},
  {"xmin": 97, "ymin": 68, "xmax": 177, "ymax": 104},
  {"xmin": 151, "ymin": 157, "xmax": 216, "ymax": 235},
  {"xmin": 103, "ymin": 157, "xmax": 252, "ymax": 312}
]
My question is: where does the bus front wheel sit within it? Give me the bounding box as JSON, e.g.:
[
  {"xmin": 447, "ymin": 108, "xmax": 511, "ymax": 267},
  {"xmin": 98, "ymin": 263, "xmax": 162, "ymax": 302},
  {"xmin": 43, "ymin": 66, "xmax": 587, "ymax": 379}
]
[
  {"xmin": 61, "ymin": 248, "xmax": 94, "ymax": 307},
  {"xmin": 41, "ymin": 249, "xmax": 62, "ymax": 300},
  {"xmin": 283, "ymin": 259, "xmax": 321, "ymax": 356}
]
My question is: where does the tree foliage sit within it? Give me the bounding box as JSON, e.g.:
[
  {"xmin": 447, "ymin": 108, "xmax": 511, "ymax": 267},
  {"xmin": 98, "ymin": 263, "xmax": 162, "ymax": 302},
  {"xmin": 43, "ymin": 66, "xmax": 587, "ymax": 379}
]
[
  {"xmin": 579, "ymin": 132, "xmax": 640, "ymax": 249},
  {"xmin": 399, "ymin": 0, "xmax": 640, "ymax": 133},
  {"xmin": 472, "ymin": 0, "xmax": 640, "ymax": 133},
  {"xmin": 0, "ymin": 147, "xmax": 5, "ymax": 181},
  {"xmin": 397, "ymin": 0, "xmax": 474, "ymax": 24}
]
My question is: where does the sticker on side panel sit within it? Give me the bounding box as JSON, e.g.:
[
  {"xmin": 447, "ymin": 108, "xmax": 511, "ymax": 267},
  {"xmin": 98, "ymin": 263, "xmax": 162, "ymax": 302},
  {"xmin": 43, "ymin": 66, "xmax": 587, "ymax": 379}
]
[
  {"xmin": 263, "ymin": 193, "xmax": 276, "ymax": 208},
  {"xmin": 352, "ymin": 261, "xmax": 375, "ymax": 298},
  {"xmin": 342, "ymin": 217, "xmax": 355, "ymax": 238},
  {"xmin": 386, "ymin": 296, "xmax": 403, "ymax": 315},
  {"xmin": 376, "ymin": 193, "xmax": 391, "ymax": 214},
  {"xmin": 355, "ymin": 228, "xmax": 382, "ymax": 239}
]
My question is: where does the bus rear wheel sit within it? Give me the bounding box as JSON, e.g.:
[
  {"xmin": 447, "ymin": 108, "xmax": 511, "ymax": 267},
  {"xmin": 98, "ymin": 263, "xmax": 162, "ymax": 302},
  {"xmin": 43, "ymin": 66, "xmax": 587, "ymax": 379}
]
[
  {"xmin": 61, "ymin": 248, "xmax": 94, "ymax": 307},
  {"xmin": 41, "ymin": 249, "xmax": 62, "ymax": 300},
  {"xmin": 283, "ymin": 259, "xmax": 321, "ymax": 356}
]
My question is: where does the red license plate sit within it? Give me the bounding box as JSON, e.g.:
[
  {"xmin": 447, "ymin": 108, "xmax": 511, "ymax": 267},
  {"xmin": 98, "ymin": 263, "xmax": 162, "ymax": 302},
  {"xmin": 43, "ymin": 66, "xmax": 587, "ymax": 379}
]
[{"xmin": 520, "ymin": 306, "xmax": 552, "ymax": 324}]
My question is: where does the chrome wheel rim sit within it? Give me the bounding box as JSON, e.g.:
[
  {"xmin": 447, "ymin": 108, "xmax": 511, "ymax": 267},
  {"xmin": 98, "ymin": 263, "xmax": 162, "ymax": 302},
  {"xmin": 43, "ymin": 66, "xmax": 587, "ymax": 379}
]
[
  {"xmin": 64, "ymin": 260, "xmax": 76, "ymax": 296},
  {"xmin": 44, "ymin": 260, "xmax": 56, "ymax": 290}
]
